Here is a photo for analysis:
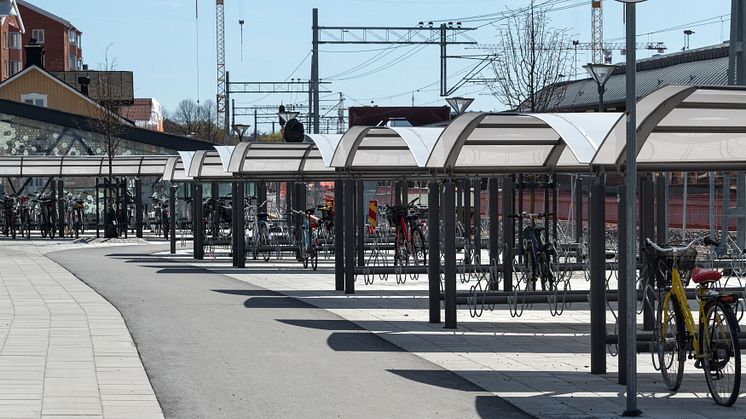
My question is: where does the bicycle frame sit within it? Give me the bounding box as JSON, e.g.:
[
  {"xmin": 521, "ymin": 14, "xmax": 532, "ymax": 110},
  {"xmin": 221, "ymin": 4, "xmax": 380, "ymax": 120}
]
[{"xmin": 662, "ymin": 267, "xmax": 706, "ymax": 358}]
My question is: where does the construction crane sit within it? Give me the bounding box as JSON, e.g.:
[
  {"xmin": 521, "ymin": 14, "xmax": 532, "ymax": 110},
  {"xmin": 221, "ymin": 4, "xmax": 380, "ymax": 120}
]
[
  {"xmin": 591, "ymin": 0, "xmax": 603, "ymax": 64},
  {"xmin": 216, "ymin": 0, "xmax": 227, "ymax": 143}
]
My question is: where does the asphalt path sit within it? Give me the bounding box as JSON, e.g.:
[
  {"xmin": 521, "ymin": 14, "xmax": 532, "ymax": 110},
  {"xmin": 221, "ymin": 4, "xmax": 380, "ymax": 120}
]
[{"xmin": 49, "ymin": 245, "xmax": 531, "ymax": 419}]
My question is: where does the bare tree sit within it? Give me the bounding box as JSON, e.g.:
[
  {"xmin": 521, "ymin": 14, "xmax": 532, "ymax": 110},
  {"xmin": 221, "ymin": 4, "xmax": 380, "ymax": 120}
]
[
  {"xmin": 87, "ymin": 47, "xmax": 129, "ymax": 237},
  {"xmin": 486, "ymin": 0, "xmax": 573, "ymax": 112},
  {"xmin": 167, "ymin": 99, "xmax": 222, "ymax": 143}
]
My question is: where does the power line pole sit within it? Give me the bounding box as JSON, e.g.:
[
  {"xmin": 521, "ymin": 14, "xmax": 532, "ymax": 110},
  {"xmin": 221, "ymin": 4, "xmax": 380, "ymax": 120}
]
[
  {"xmin": 311, "ymin": 9, "xmax": 477, "ymax": 117},
  {"xmin": 337, "ymin": 92, "xmax": 345, "ymax": 134},
  {"xmin": 312, "ymin": 9, "xmax": 320, "ymax": 134},
  {"xmin": 216, "ymin": 0, "xmax": 227, "ymax": 143}
]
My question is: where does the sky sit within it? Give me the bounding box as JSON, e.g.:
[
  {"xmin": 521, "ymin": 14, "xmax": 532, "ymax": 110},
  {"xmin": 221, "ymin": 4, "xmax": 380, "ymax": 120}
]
[{"xmin": 27, "ymin": 0, "xmax": 733, "ymax": 131}]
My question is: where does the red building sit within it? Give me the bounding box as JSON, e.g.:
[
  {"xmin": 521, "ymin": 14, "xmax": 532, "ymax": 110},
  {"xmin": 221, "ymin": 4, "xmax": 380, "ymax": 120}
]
[
  {"xmin": 0, "ymin": 1, "xmax": 24, "ymax": 81},
  {"xmin": 16, "ymin": 0, "xmax": 82, "ymax": 72}
]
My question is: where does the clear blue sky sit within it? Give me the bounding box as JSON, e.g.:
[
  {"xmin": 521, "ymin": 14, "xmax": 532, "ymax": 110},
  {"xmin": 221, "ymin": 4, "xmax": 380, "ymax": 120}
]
[{"xmin": 27, "ymin": 0, "xmax": 732, "ymax": 130}]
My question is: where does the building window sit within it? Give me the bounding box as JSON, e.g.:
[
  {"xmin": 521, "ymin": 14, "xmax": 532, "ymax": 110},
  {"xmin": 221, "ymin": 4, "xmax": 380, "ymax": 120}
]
[
  {"xmin": 20, "ymin": 93, "xmax": 47, "ymax": 107},
  {"xmin": 76, "ymin": 33, "xmax": 81, "ymax": 48},
  {"xmin": 9, "ymin": 32, "xmax": 21, "ymax": 49},
  {"xmin": 9, "ymin": 60, "xmax": 21, "ymax": 75},
  {"xmin": 2, "ymin": 61, "xmax": 7, "ymax": 79},
  {"xmin": 2, "ymin": 32, "xmax": 6, "ymax": 49},
  {"xmin": 31, "ymin": 29, "xmax": 45, "ymax": 44}
]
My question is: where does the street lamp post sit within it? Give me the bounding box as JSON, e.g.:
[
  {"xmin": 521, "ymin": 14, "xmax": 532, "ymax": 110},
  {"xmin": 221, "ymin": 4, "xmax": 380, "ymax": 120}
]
[
  {"xmin": 583, "ymin": 63, "xmax": 621, "ymax": 112},
  {"xmin": 445, "ymin": 96, "xmax": 474, "ymax": 116},
  {"xmin": 616, "ymin": 0, "xmax": 645, "ymax": 417},
  {"xmin": 231, "ymin": 123, "xmax": 251, "ymax": 144}
]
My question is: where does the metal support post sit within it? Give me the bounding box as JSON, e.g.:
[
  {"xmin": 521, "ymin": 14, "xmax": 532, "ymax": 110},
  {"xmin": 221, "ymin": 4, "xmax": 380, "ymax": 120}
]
[
  {"xmin": 710, "ymin": 172, "xmax": 716, "ymax": 241},
  {"xmin": 312, "ymin": 8, "xmax": 320, "ymax": 134},
  {"xmin": 517, "ymin": 175, "xmax": 524, "ymax": 258},
  {"xmin": 57, "ymin": 179, "xmax": 65, "ymax": 238},
  {"xmin": 682, "ymin": 172, "xmax": 688, "ymax": 240},
  {"xmin": 738, "ymin": 173, "xmax": 746, "ymax": 249},
  {"xmin": 623, "ymin": 3, "xmax": 641, "ymax": 414},
  {"xmin": 488, "ymin": 177, "xmax": 499, "ymax": 289},
  {"xmin": 428, "ymin": 180, "xmax": 441, "ymax": 323},
  {"xmin": 543, "ymin": 175, "xmax": 550, "ymax": 244},
  {"xmin": 618, "ymin": 186, "xmax": 627, "ymax": 385},
  {"xmin": 473, "ymin": 178, "xmax": 481, "ymax": 262},
  {"xmin": 169, "ymin": 185, "xmax": 176, "ymax": 254},
  {"xmin": 194, "ymin": 183, "xmax": 204, "ymax": 260},
  {"xmin": 723, "ymin": 174, "xmax": 731, "ymax": 249},
  {"xmin": 394, "ymin": 182, "xmax": 402, "ymax": 206},
  {"xmin": 502, "ymin": 176, "xmax": 514, "ymax": 292},
  {"xmin": 334, "ymin": 180, "xmax": 345, "ymax": 291},
  {"xmin": 444, "ymin": 180, "xmax": 457, "ymax": 329},
  {"xmin": 258, "ymin": 182, "xmax": 267, "ymax": 213},
  {"xmin": 135, "ymin": 178, "xmax": 143, "ymax": 238},
  {"xmin": 401, "ymin": 181, "xmax": 408, "ymax": 206},
  {"xmin": 211, "ymin": 182, "xmax": 220, "ymax": 239},
  {"xmin": 575, "ymin": 176, "xmax": 583, "ymax": 244},
  {"xmin": 344, "ymin": 181, "xmax": 355, "ymax": 294},
  {"xmin": 95, "ymin": 178, "xmax": 100, "ymax": 238},
  {"xmin": 656, "ymin": 173, "xmax": 667, "ymax": 244},
  {"xmin": 640, "ymin": 176, "xmax": 655, "ymax": 331},
  {"xmin": 463, "ymin": 178, "xmax": 471, "ymax": 249},
  {"xmin": 236, "ymin": 182, "xmax": 246, "ymax": 268},
  {"xmin": 121, "ymin": 178, "xmax": 128, "ymax": 238},
  {"xmin": 553, "ymin": 179, "xmax": 558, "ymax": 241},
  {"xmin": 356, "ymin": 180, "xmax": 365, "ymax": 267},
  {"xmin": 590, "ymin": 178, "xmax": 606, "ymax": 374},
  {"xmin": 231, "ymin": 182, "xmax": 239, "ymax": 267}
]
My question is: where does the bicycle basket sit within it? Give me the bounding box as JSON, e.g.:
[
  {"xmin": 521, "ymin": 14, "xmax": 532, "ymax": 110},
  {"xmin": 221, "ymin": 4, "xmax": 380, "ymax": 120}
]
[{"xmin": 644, "ymin": 244, "xmax": 697, "ymax": 288}]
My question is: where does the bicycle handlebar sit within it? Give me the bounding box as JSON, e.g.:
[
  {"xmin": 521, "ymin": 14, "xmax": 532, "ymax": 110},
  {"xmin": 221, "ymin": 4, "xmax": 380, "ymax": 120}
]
[
  {"xmin": 645, "ymin": 236, "xmax": 720, "ymax": 255},
  {"xmin": 408, "ymin": 197, "xmax": 420, "ymax": 207}
]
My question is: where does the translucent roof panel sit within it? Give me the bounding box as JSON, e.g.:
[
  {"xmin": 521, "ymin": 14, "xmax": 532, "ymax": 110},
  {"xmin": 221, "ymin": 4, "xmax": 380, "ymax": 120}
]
[
  {"xmin": 455, "ymin": 144, "xmax": 554, "ymax": 169},
  {"xmin": 229, "ymin": 142, "xmax": 335, "ymax": 180},
  {"xmin": 638, "ymin": 132, "xmax": 746, "ymax": 165},
  {"xmin": 305, "ymin": 134, "xmax": 342, "ymax": 166},
  {"xmin": 178, "ymin": 151, "xmax": 196, "ymax": 176},
  {"xmin": 214, "ymin": 146, "xmax": 235, "ymax": 171},
  {"xmin": 0, "ymin": 155, "xmax": 172, "ymax": 177},
  {"xmin": 425, "ymin": 112, "xmax": 606, "ymax": 173},
  {"xmin": 188, "ymin": 151, "xmax": 232, "ymax": 179},
  {"xmin": 592, "ymin": 85, "xmax": 746, "ymax": 170},
  {"xmin": 331, "ymin": 126, "xmax": 433, "ymax": 172}
]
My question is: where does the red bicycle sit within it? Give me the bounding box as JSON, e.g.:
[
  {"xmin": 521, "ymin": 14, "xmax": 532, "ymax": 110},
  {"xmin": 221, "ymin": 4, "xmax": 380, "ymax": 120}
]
[{"xmin": 384, "ymin": 197, "xmax": 427, "ymax": 267}]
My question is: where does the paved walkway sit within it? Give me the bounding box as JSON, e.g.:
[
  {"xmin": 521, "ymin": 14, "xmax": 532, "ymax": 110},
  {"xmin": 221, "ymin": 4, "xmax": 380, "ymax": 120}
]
[
  {"xmin": 50, "ymin": 245, "xmax": 530, "ymax": 418},
  {"xmin": 169, "ymin": 250, "xmax": 746, "ymax": 419},
  {"xmin": 0, "ymin": 240, "xmax": 162, "ymax": 419}
]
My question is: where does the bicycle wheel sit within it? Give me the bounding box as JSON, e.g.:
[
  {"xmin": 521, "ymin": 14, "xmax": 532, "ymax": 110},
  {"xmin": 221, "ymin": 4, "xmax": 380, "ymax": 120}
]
[
  {"xmin": 10, "ymin": 215, "xmax": 16, "ymax": 239},
  {"xmin": 311, "ymin": 245, "xmax": 318, "ymax": 271},
  {"xmin": 700, "ymin": 300, "xmax": 741, "ymax": 406},
  {"xmin": 260, "ymin": 225, "xmax": 271, "ymax": 262},
  {"xmin": 301, "ymin": 230, "xmax": 309, "ymax": 268},
  {"xmin": 524, "ymin": 246, "xmax": 536, "ymax": 291},
  {"xmin": 411, "ymin": 228, "xmax": 427, "ymax": 266},
  {"xmin": 656, "ymin": 295, "xmax": 686, "ymax": 391},
  {"xmin": 394, "ymin": 229, "xmax": 408, "ymax": 266}
]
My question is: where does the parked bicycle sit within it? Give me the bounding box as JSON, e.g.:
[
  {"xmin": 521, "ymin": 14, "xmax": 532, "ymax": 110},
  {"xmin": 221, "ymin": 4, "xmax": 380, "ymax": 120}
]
[
  {"xmin": 382, "ymin": 197, "xmax": 427, "ymax": 268},
  {"xmin": 2, "ymin": 194, "xmax": 17, "ymax": 239},
  {"xmin": 37, "ymin": 191, "xmax": 57, "ymax": 239},
  {"xmin": 291, "ymin": 207, "xmax": 320, "ymax": 270},
  {"xmin": 65, "ymin": 191, "xmax": 87, "ymax": 239},
  {"xmin": 519, "ymin": 212, "xmax": 556, "ymax": 291},
  {"xmin": 16, "ymin": 194, "xmax": 32, "ymax": 240},
  {"xmin": 647, "ymin": 236, "xmax": 741, "ymax": 406}
]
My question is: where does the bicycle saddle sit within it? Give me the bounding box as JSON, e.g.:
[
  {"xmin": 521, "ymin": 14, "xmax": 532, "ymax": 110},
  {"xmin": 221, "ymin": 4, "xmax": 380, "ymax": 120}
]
[{"xmin": 691, "ymin": 267, "xmax": 722, "ymax": 284}]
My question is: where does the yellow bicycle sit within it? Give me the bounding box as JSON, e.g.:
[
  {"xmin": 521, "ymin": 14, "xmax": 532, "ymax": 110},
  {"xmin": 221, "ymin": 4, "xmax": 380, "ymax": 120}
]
[{"xmin": 646, "ymin": 236, "xmax": 741, "ymax": 406}]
